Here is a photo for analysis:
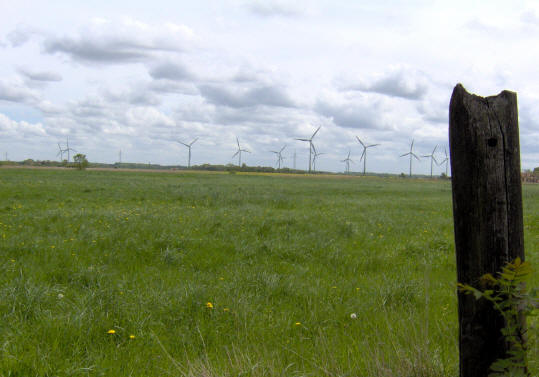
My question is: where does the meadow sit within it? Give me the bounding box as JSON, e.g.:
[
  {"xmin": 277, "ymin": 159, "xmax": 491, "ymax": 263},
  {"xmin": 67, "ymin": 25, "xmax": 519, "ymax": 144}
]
[{"xmin": 0, "ymin": 168, "xmax": 537, "ymax": 376}]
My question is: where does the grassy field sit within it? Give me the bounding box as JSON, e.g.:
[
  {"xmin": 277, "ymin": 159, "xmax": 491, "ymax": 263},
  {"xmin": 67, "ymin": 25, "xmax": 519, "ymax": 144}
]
[{"xmin": 0, "ymin": 168, "xmax": 537, "ymax": 376}]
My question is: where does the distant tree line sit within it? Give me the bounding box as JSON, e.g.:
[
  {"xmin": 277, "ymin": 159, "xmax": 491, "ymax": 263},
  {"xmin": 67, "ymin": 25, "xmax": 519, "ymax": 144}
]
[{"xmin": 2, "ymin": 158, "xmax": 537, "ymax": 181}]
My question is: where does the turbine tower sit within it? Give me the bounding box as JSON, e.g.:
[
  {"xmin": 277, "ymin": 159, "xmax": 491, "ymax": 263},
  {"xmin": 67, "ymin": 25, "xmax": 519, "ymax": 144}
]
[
  {"xmin": 356, "ymin": 136, "xmax": 379, "ymax": 175},
  {"xmin": 178, "ymin": 137, "xmax": 198, "ymax": 168},
  {"xmin": 295, "ymin": 125, "xmax": 321, "ymax": 173},
  {"xmin": 311, "ymin": 144, "xmax": 325, "ymax": 172},
  {"xmin": 64, "ymin": 136, "xmax": 76, "ymax": 163},
  {"xmin": 270, "ymin": 145, "xmax": 286, "ymax": 169},
  {"xmin": 341, "ymin": 150, "xmax": 354, "ymax": 174},
  {"xmin": 232, "ymin": 137, "xmax": 250, "ymax": 166},
  {"xmin": 422, "ymin": 145, "xmax": 438, "ymax": 178},
  {"xmin": 400, "ymin": 139, "xmax": 420, "ymax": 177}
]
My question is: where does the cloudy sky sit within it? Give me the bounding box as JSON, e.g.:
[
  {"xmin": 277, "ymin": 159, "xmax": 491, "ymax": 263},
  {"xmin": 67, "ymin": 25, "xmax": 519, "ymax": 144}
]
[{"xmin": 1, "ymin": 0, "xmax": 538, "ymax": 174}]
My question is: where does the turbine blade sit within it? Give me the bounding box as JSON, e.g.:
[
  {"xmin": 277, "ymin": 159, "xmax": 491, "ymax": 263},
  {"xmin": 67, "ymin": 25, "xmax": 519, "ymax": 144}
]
[
  {"xmin": 368, "ymin": 144, "xmax": 380, "ymax": 148},
  {"xmin": 432, "ymin": 145, "xmax": 437, "ymax": 154},
  {"xmin": 236, "ymin": 137, "xmax": 240, "ymax": 148},
  {"xmin": 356, "ymin": 136, "xmax": 365, "ymax": 147},
  {"xmin": 360, "ymin": 149, "xmax": 366, "ymax": 161},
  {"xmin": 280, "ymin": 145, "xmax": 286, "ymax": 152},
  {"xmin": 400, "ymin": 153, "xmax": 410, "ymax": 157},
  {"xmin": 232, "ymin": 151, "xmax": 239, "ymax": 158},
  {"xmin": 412, "ymin": 153, "xmax": 420, "ymax": 161},
  {"xmin": 296, "ymin": 138, "xmax": 309, "ymax": 142},
  {"xmin": 311, "ymin": 125, "xmax": 321, "ymax": 139},
  {"xmin": 190, "ymin": 137, "xmax": 199, "ymax": 146}
]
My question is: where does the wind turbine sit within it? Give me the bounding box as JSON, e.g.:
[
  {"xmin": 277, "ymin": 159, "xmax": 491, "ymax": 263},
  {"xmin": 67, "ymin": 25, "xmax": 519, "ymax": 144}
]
[
  {"xmin": 56, "ymin": 143, "xmax": 65, "ymax": 162},
  {"xmin": 437, "ymin": 147, "xmax": 449, "ymax": 176},
  {"xmin": 232, "ymin": 137, "xmax": 250, "ymax": 167},
  {"xmin": 400, "ymin": 139, "xmax": 420, "ymax": 177},
  {"xmin": 311, "ymin": 143, "xmax": 325, "ymax": 173},
  {"xmin": 356, "ymin": 136, "xmax": 379, "ymax": 175},
  {"xmin": 422, "ymin": 145, "xmax": 438, "ymax": 178},
  {"xmin": 178, "ymin": 137, "xmax": 198, "ymax": 168},
  {"xmin": 64, "ymin": 136, "xmax": 76, "ymax": 163},
  {"xmin": 295, "ymin": 125, "xmax": 321, "ymax": 173},
  {"xmin": 341, "ymin": 150, "xmax": 354, "ymax": 174},
  {"xmin": 270, "ymin": 145, "xmax": 286, "ymax": 169}
]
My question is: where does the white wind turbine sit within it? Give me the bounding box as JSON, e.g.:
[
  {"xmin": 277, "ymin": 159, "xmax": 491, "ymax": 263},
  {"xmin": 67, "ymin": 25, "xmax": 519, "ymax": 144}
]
[
  {"xmin": 422, "ymin": 145, "xmax": 438, "ymax": 178},
  {"xmin": 437, "ymin": 147, "xmax": 449, "ymax": 176},
  {"xmin": 270, "ymin": 145, "xmax": 286, "ymax": 169},
  {"xmin": 295, "ymin": 125, "xmax": 321, "ymax": 173},
  {"xmin": 232, "ymin": 137, "xmax": 250, "ymax": 166},
  {"xmin": 56, "ymin": 143, "xmax": 66, "ymax": 162},
  {"xmin": 356, "ymin": 136, "xmax": 379, "ymax": 175},
  {"xmin": 178, "ymin": 137, "xmax": 198, "ymax": 168},
  {"xmin": 400, "ymin": 139, "xmax": 420, "ymax": 177},
  {"xmin": 341, "ymin": 149, "xmax": 354, "ymax": 174},
  {"xmin": 311, "ymin": 143, "xmax": 325, "ymax": 172},
  {"xmin": 64, "ymin": 136, "xmax": 76, "ymax": 163}
]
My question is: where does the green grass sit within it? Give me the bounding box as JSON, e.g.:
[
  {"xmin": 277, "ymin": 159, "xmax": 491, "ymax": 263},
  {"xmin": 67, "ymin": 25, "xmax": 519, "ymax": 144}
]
[{"xmin": 0, "ymin": 168, "xmax": 537, "ymax": 376}]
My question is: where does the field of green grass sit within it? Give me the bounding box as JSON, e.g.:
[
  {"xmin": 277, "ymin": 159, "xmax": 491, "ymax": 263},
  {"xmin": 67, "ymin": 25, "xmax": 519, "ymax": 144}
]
[{"xmin": 1, "ymin": 168, "xmax": 537, "ymax": 376}]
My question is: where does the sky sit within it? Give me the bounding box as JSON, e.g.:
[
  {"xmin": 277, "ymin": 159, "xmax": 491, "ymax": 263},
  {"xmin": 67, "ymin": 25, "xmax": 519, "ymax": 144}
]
[{"xmin": 0, "ymin": 0, "xmax": 538, "ymax": 174}]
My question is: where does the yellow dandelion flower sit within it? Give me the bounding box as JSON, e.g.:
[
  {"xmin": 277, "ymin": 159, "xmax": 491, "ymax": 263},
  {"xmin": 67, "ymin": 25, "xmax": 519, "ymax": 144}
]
[
  {"xmin": 206, "ymin": 302, "xmax": 214, "ymax": 309},
  {"xmin": 295, "ymin": 322, "xmax": 301, "ymax": 326},
  {"xmin": 356, "ymin": 287, "xmax": 360, "ymax": 291},
  {"xmin": 129, "ymin": 334, "xmax": 135, "ymax": 339},
  {"xmin": 223, "ymin": 308, "xmax": 229, "ymax": 312},
  {"xmin": 107, "ymin": 329, "xmax": 116, "ymax": 334}
]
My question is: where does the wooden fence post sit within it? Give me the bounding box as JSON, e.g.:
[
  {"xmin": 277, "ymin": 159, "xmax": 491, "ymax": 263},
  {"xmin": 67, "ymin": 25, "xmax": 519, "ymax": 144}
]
[{"xmin": 449, "ymin": 84, "xmax": 525, "ymax": 377}]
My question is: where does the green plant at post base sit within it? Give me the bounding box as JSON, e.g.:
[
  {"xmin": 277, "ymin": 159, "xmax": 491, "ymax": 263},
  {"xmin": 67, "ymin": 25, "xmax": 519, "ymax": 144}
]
[{"xmin": 458, "ymin": 258, "xmax": 538, "ymax": 377}]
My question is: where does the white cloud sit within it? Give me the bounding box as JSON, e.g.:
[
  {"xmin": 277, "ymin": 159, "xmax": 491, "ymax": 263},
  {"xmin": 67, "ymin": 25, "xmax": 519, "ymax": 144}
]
[
  {"xmin": 43, "ymin": 17, "xmax": 193, "ymax": 64},
  {"xmin": 245, "ymin": 1, "xmax": 302, "ymax": 18},
  {"xmin": 340, "ymin": 67, "xmax": 430, "ymax": 100},
  {"xmin": 18, "ymin": 67, "xmax": 62, "ymax": 82},
  {"xmin": 0, "ymin": 79, "xmax": 40, "ymax": 103},
  {"xmin": 0, "ymin": 113, "xmax": 46, "ymax": 137}
]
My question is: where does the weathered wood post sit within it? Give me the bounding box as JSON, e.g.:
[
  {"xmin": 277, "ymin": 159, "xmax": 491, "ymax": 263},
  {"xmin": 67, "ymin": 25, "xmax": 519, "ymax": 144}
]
[{"xmin": 449, "ymin": 84, "xmax": 525, "ymax": 377}]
